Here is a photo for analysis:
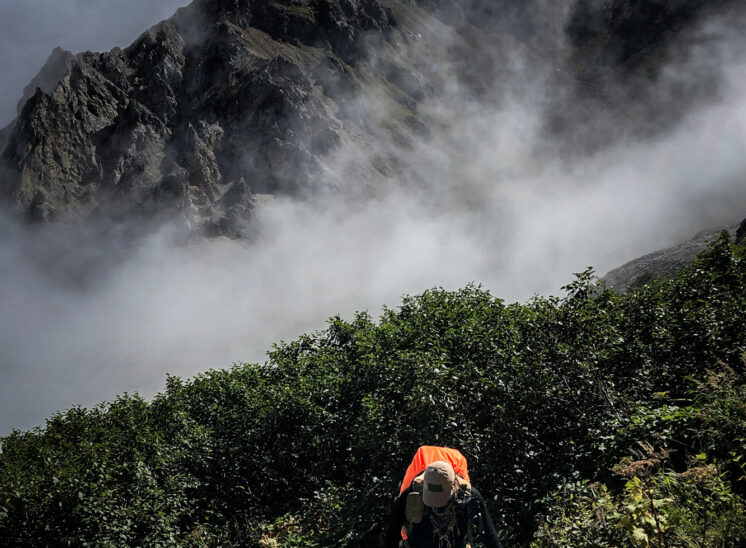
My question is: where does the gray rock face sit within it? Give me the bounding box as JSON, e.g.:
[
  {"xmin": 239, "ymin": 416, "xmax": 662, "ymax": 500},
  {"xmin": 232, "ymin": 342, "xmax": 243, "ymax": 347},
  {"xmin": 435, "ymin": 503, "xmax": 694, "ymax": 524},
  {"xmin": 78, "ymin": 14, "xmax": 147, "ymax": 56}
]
[
  {"xmin": 603, "ymin": 220, "xmax": 743, "ymax": 292},
  {"xmin": 0, "ymin": 0, "xmax": 739, "ymax": 236}
]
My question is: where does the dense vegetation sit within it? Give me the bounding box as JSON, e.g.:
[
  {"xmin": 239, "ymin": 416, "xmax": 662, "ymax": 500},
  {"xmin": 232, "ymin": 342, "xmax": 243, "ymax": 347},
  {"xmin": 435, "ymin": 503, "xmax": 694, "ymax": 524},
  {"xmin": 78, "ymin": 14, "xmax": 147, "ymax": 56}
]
[{"xmin": 1, "ymin": 233, "xmax": 745, "ymax": 547}]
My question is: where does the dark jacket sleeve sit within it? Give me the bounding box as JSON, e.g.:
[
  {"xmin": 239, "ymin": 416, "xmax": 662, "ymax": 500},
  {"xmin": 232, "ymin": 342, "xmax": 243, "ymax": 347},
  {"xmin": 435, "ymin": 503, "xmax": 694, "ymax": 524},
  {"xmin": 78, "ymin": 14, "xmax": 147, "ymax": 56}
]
[
  {"xmin": 384, "ymin": 487, "xmax": 409, "ymax": 548},
  {"xmin": 470, "ymin": 487, "xmax": 503, "ymax": 548},
  {"xmin": 383, "ymin": 487, "xmax": 412, "ymax": 548}
]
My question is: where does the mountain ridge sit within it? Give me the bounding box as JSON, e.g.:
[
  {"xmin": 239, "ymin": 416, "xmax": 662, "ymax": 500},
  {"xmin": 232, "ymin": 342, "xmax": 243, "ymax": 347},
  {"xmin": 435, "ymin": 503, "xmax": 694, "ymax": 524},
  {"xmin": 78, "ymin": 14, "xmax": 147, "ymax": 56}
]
[{"xmin": 1, "ymin": 0, "xmax": 738, "ymax": 236}]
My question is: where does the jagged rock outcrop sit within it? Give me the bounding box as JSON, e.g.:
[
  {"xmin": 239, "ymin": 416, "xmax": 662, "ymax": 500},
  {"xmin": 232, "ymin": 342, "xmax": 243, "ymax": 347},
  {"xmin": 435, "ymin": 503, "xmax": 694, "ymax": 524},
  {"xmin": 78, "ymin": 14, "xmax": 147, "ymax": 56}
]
[
  {"xmin": 0, "ymin": 0, "xmax": 413, "ymax": 235},
  {"xmin": 0, "ymin": 0, "xmax": 740, "ymax": 235}
]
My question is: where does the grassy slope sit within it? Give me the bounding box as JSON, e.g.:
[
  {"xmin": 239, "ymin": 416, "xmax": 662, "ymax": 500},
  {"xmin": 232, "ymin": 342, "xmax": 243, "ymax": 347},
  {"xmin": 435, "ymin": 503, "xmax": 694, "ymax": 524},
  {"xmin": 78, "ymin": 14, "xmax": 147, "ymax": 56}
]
[{"xmin": 1, "ymin": 233, "xmax": 744, "ymax": 547}]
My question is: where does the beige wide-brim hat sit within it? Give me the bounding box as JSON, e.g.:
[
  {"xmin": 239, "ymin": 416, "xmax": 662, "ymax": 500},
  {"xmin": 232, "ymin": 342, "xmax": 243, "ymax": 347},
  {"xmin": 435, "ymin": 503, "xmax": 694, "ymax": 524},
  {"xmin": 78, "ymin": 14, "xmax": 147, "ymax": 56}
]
[{"xmin": 422, "ymin": 460, "xmax": 455, "ymax": 507}]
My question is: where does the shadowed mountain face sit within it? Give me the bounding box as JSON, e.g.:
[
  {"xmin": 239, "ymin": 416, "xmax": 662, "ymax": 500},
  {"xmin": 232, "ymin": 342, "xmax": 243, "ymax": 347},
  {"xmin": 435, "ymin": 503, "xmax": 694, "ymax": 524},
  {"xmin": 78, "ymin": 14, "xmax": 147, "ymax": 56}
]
[{"xmin": 0, "ymin": 0, "xmax": 739, "ymax": 236}]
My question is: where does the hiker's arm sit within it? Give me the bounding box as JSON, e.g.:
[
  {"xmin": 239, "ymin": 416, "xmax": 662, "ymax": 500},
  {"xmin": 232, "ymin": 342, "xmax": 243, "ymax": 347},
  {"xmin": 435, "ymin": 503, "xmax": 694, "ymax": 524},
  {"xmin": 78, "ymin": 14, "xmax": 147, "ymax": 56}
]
[
  {"xmin": 471, "ymin": 487, "xmax": 503, "ymax": 548},
  {"xmin": 384, "ymin": 489, "xmax": 408, "ymax": 548}
]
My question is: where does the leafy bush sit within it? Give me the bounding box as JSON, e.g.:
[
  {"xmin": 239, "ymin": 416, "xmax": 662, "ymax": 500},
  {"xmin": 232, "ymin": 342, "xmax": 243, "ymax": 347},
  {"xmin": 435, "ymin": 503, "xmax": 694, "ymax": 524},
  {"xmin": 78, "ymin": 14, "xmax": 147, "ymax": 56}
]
[
  {"xmin": 533, "ymin": 446, "xmax": 746, "ymax": 547},
  {"xmin": 1, "ymin": 233, "xmax": 744, "ymax": 546}
]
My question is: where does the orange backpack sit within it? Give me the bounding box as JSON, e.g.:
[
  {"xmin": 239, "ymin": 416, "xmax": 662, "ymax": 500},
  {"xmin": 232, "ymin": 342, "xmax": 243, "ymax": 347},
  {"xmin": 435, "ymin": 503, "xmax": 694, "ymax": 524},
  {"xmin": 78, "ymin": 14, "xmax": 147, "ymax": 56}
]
[
  {"xmin": 399, "ymin": 446, "xmax": 472, "ymax": 541},
  {"xmin": 399, "ymin": 445, "xmax": 471, "ymax": 495}
]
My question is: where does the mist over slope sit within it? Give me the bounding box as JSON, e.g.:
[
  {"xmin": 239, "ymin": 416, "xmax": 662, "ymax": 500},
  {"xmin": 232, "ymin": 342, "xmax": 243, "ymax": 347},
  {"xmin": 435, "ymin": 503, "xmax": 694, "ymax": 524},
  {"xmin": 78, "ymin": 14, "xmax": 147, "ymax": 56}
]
[
  {"xmin": 1, "ymin": 0, "xmax": 745, "ymax": 434},
  {"xmin": 2, "ymin": 235, "xmax": 745, "ymax": 546}
]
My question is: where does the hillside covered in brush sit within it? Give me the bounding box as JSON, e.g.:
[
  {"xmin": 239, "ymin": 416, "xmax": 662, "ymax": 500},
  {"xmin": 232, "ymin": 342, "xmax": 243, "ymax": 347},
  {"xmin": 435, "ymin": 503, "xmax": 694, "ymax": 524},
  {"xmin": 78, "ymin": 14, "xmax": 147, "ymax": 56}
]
[{"xmin": 1, "ymin": 232, "xmax": 744, "ymax": 547}]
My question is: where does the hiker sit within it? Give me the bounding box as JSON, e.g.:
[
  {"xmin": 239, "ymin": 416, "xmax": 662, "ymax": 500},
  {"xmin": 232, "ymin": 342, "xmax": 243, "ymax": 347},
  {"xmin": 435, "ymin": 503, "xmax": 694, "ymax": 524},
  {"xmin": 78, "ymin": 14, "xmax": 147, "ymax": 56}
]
[{"xmin": 385, "ymin": 446, "xmax": 503, "ymax": 548}]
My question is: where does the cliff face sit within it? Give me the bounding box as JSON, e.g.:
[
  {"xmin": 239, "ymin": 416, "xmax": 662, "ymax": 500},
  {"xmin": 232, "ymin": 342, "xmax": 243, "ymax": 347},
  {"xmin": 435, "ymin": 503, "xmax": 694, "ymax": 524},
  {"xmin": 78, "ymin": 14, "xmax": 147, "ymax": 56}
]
[
  {"xmin": 603, "ymin": 219, "xmax": 744, "ymax": 292},
  {"xmin": 0, "ymin": 0, "xmax": 736, "ymax": 236}
]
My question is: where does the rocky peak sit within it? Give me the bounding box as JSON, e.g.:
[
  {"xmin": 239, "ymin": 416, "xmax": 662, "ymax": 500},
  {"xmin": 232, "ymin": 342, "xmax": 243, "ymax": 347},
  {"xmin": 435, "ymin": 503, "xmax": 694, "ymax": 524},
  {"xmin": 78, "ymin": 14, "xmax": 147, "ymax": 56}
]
[
  {"xmin": 0, "ymin": 0, "xmax": 740, "ymax": 236},
  {"xmin": 17, "ymin": 47, "xmax": 77, "ymax": 117}
]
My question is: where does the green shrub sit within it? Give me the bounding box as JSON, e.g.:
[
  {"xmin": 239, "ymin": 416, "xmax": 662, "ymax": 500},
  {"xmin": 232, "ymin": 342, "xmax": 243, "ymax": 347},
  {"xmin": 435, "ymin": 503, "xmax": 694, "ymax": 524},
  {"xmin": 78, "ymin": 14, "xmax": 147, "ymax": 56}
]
[
  {"xmin": 533, "ymin": 449, "xmax": 746, "ymax": 547},
  {"xmin": 1, "ymin": 233, "xmax": 744, "ymax": 546}
]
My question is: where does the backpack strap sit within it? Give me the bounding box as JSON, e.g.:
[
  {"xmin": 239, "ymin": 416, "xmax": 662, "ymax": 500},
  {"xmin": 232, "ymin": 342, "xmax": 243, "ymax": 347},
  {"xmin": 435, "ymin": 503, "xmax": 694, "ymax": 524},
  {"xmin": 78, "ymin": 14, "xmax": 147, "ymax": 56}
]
[
  {"xmin": 403, "ymin": 472, "xmax": 426, "ymax": 538},
  {"xmin": 455, "ymin": 474, "xmax": 471, "ymax": 497}
]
